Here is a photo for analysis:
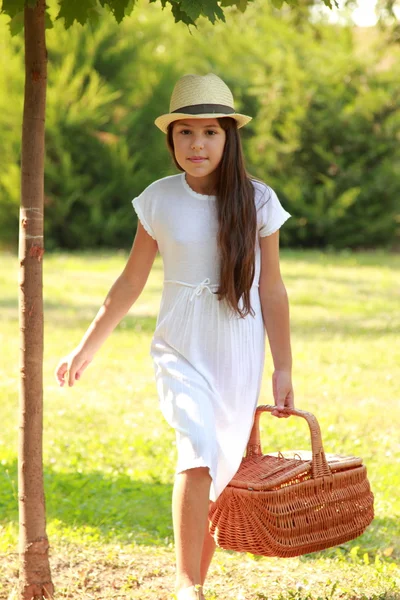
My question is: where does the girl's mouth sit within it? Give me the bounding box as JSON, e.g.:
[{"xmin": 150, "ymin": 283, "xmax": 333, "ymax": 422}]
[{"xmin": 188, "ymin": 157, "xmax": 207, "ymax": 163}]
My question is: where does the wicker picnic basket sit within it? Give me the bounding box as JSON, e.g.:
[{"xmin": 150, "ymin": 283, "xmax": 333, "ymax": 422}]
[{"xmin": 209, "ymin": 405, "xmax": 374, "ymax": 557}]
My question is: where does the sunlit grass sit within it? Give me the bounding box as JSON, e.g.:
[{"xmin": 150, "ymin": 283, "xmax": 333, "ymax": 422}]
[{"xmin": 1, "ymin": 249, "xmax": 399, "ymax": 599}]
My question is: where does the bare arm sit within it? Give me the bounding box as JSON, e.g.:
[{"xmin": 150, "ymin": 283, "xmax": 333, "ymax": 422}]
[
  {"xmin": 55, "ymin": 222, "xmax": 158, "ymax": 387},
  {"xmin": 259, "ymin": 231, "xmax": 294, "ymax": 415}
]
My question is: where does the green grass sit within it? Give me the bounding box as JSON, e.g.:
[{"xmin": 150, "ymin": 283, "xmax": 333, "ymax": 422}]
[{"xmin": 1, "ymin": 249, "xmax": 399, "ymax": 599}]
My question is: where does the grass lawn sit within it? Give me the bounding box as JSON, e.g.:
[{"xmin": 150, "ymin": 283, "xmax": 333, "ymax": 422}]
[{"xmin": 0, "ymin": 249, "xmax": 399, "ymax": 599}]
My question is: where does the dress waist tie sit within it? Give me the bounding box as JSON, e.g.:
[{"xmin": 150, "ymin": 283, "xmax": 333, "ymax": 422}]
[{"xmin": 164, "ymin": 278, "xmax": 219, "ymax": 301}]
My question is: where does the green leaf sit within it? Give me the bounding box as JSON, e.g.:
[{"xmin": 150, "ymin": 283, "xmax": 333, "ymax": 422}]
[
  {"xmin": 219, "ymin": 0, "xmax": 234, "ymax": 5},
  {"xmin": 169, "ymin": 2, "xmax": 196, "ymax": 25},
  {"xmin": 271, "ymin": 0, "xmax": 284, "ymax": 8},
  {"xmin": 3, "ymin": 3, "xmax": 53, "ymax": 36},
  {"xmin": 201, "ymin": 0, "xmax": 225, "ymax": 22},
  {"xmin": 8, "ymin": 10, "xmax": 24, "ymax": 36},
  {"xmin": 149, "ymin": 0, "xmax": 226, "ymax": 23},
  {"xmin": 45, "ymin": 9, "xmax": 54, "ymax": 29},
  {"xmin": 202, "ymin": 5, "xmax": 225, "ymax": 22},
  {"xmin": 55, "ymin": 0, "xmax": 98, "ymax": 28},
  {"xmin": 237, "ymin": 0, "xmax": 249, "ymax": 12},
  {"xmin": 124, "ymin": 0, "xmax": 136, "ymax": 16},
  {"xmin": 178, "ymin": 0, "xmax": 202, "ymax": 22},
  {"xmin": 98, "ymin": 0, "xmax": 134, "ymax": 23},
  {"xmin": 220, "ymin": 0, "xmax": 251, "ymax": 7},
  {"xmin": 1, "ymin": 0, "xmax": 25, "ymax": 19}
]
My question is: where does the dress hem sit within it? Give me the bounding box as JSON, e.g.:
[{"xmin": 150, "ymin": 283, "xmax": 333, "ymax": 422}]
[{"xmin": 175, "ymin": 460, "xmax": 220, "ymax": 501}]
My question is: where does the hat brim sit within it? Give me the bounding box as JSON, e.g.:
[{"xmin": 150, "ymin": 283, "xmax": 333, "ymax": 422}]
[{"xmin": 154, "ymin": 112, "xmax": 252, "ymax": 134}]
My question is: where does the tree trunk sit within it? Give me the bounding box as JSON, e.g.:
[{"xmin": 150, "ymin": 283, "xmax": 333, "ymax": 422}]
[{"xmin": 18, "ymin": 0, "xmax": 54, "ymax": 598}]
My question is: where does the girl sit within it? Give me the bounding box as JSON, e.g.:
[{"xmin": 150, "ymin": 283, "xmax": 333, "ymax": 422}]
[{"xmin": 55, "ymin": 73, "xmax": 294, "ymax": 600}]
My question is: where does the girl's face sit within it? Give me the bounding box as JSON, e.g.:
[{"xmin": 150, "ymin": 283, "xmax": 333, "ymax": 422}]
[{"xmin": 172, "ymin": 118, "xmax": 226, "ymax": 192}]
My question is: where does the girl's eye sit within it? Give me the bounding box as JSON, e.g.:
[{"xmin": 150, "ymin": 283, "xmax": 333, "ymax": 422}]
[{"xmin": 178, "ymin": 129, "xmax": 217, "ymax": 136}]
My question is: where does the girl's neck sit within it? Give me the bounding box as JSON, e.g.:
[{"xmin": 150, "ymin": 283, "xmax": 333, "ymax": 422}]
[{"xmin": 184, "ymin": 172, "xmax": 218, "ymax": 196}]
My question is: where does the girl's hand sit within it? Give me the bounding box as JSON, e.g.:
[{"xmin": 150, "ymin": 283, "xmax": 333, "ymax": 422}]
[
  {"xmin": 55, "ymin": 348, "xmax": 93, "ymax": 388},
  {"xmin": 271, "ymin": 370, "xmax": 294, "ymax": 418}
]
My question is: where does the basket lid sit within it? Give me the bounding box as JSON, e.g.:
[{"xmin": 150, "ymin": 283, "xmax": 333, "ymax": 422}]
[
  {"xmin": 269, "ymin": 450, "xmax": 363, "ymax": 471},
  {"xmin": 229, "ymin": 451, "xmax": 364, "ymax": 492}
]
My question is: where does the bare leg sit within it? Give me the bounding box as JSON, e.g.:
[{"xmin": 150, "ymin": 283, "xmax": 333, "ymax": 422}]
[
  {"xmin": 200, "ymin": 514, "xmax": 217, "ymax": 585},
  {"xmin": 173, "ymin": 467, "xmax": 211, "ymax": 596}
]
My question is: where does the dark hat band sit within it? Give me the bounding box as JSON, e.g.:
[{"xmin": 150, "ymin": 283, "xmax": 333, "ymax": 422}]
[{"xmin": 172, "ymin": 103, "xmax": 235, "ymax": 115}]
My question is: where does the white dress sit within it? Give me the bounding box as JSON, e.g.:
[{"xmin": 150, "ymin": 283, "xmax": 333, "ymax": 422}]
[{"xmin": 132, "ymin": 173, "xmax": 290, "ymax": 501}]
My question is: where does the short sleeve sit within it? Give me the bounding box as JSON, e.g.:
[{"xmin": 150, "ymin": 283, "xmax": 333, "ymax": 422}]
[
  {"xmin": 132, "ymin": 188, "xmax": 156, "ymax": 240},
  {"xmin": 257, "ymin": 185, "xmax": 291, "ymax": 237}
]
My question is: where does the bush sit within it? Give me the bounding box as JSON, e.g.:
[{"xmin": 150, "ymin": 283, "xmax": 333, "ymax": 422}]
[
  {"xmin": 0, "ymin": 26, "xmax": 24, "ymax": 248},
  {"xmin": 0, "ymin": 2, "xmax": 399, "ymax": 250}
]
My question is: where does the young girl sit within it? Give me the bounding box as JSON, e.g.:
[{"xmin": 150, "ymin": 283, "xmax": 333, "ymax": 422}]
[{"xmin": 56, "ymin": 73, "xmax": 294, "ymax": 600}]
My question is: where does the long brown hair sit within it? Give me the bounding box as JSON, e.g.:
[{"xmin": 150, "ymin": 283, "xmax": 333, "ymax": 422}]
[{"xmin": 167, "ymin": 117, "xmax": 257, "ymax": 318}]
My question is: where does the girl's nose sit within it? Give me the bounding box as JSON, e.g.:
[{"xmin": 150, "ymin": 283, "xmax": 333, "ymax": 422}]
[{"xmin": 191, "ymin": 138, "xmax": 204, "ymax": 150}]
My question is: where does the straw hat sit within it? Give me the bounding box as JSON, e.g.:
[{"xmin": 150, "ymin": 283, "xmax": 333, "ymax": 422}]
[{"xmin": 155, "ymin": 73, "xmax": 252, "ymax": 133}]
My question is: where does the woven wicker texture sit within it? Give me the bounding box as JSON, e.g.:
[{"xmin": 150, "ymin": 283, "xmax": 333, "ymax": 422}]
[{"xmin": 209, "ymin": 405, "xmax": 374, "ymax": 557}]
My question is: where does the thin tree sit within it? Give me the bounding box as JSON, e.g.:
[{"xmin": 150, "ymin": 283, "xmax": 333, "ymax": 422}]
[{"xmin": 0, "ymin": 0, "xmax": 337, "ymax": 598}]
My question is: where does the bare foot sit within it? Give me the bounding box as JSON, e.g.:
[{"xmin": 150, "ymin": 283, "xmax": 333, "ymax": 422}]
[{"xmin": 176, "ymin": 584, "xmax": 205, "ymax": 599}]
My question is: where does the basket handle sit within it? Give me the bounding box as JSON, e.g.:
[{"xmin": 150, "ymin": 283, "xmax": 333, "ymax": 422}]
[{"xmin": 246, "ymin": 404, "xmax": 332, "ymax": 479}]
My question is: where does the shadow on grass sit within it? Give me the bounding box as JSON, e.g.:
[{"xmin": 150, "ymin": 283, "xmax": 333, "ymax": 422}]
[
  {"xmin": 0, "ymin": 459, "xmax": 173, "ymax": 546},
  {"xmin": 2, "ymin": 459, "xmax": 400, "ymax": 563},
  {"xmin": 298, "ymin": 514, "xmax": 400, "ymax": 564}
]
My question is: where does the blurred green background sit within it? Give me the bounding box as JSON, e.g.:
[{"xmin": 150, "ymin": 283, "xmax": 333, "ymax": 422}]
[
  {"xmin": 0, "ymin": 0, "xmax": 399, "ymax": 251},
  {"xmin": 1, "ymin": 3, "xmax": 400, "ymax": 596}
]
